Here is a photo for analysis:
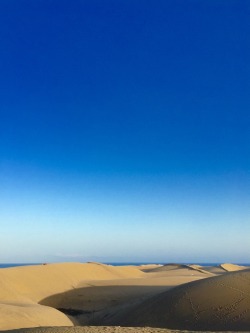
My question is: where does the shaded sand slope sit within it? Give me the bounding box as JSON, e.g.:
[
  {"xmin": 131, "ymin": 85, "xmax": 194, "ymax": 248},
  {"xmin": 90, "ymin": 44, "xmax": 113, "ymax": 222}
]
[
  {"xmin": 187, "ymin": 265, "xmax": 214, "ymax": 275},
  {"xmin": 117, "ymin": 269, "xmax": 250, "ymax": 331},
  {"xmin": 148, "ymin": 263, "xmax": 248, "ymax": 275},
  {"xmin": 40, "ymin": 267, "xmax": 207, "ymax": 326},
  {"xmin": 198, "ymin": 265, "xmax": 226, "ymax": 275},
  {"xmin": 147, "ymin": 264, "xmax": 213, "ymax": 275},
  {"xmin": 145, "ymin": 264, "xmax": 189, "ymax": 273},
  {"xmin": 0, "ymin": 263, "xmax": 143, "ymax": 330},
  {"xmin": 137, "ymin": 264, "xmax": 163, "ymax": 272}
]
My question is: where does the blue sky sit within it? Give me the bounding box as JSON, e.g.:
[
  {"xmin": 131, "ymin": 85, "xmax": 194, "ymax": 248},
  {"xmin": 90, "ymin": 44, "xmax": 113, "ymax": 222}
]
[{"xmin": 0, "ymin": 0, "xmax": 249, "ymax": 263}]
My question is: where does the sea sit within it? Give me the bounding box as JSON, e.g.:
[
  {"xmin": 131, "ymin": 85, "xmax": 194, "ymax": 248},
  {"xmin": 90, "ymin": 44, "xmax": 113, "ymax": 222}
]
[{"xmin": 0, "ymin": 262, "xmax": 250, "ymax": 269}]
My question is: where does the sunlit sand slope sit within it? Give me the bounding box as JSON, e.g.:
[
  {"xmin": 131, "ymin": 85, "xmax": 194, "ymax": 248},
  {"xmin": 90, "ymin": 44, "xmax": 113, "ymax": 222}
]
[
  {"xmin": 0, "ymin": 263, "xmax": 143, "ymax": 330},
  {"xmin": 0, "ymin": 303, "xmax": 73, "ymax": 330},
  {"xmin": 0, "ymin": 263, "xmax": 143, "ymax": 302},
  {"xmin": 118, "ymin": 269, "xmax": 250, "ymax": 331},
  {"xmin": 220, "ymin": 263, "xmax": 248, "ymax": 272}
]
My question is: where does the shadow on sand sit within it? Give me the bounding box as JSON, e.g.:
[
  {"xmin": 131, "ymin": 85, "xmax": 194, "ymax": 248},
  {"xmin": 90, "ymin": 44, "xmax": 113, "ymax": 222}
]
[{"xmin": 39, "ymin": 284, "xmax": 172, "ymax": 326}]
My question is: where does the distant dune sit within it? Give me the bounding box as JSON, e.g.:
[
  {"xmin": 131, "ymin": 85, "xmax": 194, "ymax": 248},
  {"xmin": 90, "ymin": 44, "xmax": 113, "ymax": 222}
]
[
  {"xmin": 197, "ymin": 265, "xmax": 226, "ymax": 275},
  {"xmin": 145, "ymin": 263, "xmax": 213, "ymax": 275},
  {"xmin": 145, "ymin": 263, "xmax": 189, "ymax": 272},
  {"xmin": 220, "ymin": 263, "xmax": 248, "ymax": 272},
  {"xmin": 137, "ymin": 264, "xmax": 163, "ymax": 271}
]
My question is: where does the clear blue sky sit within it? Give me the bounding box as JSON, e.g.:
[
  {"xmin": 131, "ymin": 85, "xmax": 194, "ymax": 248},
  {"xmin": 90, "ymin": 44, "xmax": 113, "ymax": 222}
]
[{"xmin": 0, "ymin": 0, "xmax": 249, "ymax": 263}]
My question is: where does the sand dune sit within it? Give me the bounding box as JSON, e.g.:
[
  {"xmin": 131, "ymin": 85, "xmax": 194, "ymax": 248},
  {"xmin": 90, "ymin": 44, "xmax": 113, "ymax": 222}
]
[
  {"xmin": 0, "ymin": 262, "xmax": 143, "ymax": 302},
  {"xmin": 40, "ymin": 272, "xmax": 206, "ymax": 326},
  {"xmin": 1, "ymin": 262, "xmax": 249, "ymax": 331},
  {"xmin": 0, "ymin": 303, "xmax": 73, "ymax": 330},
  {"xmin": 146, "ymin": 263, "xmax": 213, "ymax": 275},
  {"xmin": 220, "ymin": 263, "xmax": 248, "ymax": 272},
  {"xmin": 198, "ymin": 265, "xmax": 226, "ymax": 275},
  {"xmin": 0, "ymin": 263, "xmax": 143, "ymax": 330},
  {"xmin": 117, "ymin": 269, "xmax": 250, "ymax": 331},
  {"xmin": 137, "ymin": 264, "xmax": 163, "ymax": 272},
  {"xmin": 187, "ymin": 265, "xmax": 214, "ymax": 275}
]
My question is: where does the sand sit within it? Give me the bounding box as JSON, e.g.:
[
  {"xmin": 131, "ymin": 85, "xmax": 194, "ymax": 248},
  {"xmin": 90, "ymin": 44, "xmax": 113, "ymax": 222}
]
[
  {"xmin": 0, "ymin": 263, "xmax": 142, "ymax": 330},
  {"xmin": 3, "ymin": 327, "xmax": 250, "ymax": 333},
  {"xmin": 0, "ymin": 262, "xmax": 249, "ymax": 332},
  {"xmin": 117, "ymin": 269, "xmax": 250, "ymax": 331},
  {"xmin": 220, "ymin": 263, "xmax": 248, "ymax": 272}
]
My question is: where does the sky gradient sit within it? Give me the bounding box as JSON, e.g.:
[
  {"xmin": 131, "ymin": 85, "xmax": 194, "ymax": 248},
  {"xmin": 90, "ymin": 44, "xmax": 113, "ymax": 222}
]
[{"xmin": 0, "ymin": 0, "xmax": 249, "ymax": 263}]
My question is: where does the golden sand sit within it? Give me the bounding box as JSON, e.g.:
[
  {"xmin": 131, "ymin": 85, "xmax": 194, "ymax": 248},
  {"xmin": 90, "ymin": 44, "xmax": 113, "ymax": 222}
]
[{"xmin": 0, "ymin": 262, "xmax": 249, "ymax": 332}]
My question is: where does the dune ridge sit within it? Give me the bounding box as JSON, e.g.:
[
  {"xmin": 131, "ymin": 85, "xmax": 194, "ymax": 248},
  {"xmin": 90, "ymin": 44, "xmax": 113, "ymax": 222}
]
[
  {"xmin": 0, "ymin": 263, "xmax": 143, "ymax": 302},
  {"xmin": 145, "ymin": 263, "xmax": 214, "ymax": 275}
]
